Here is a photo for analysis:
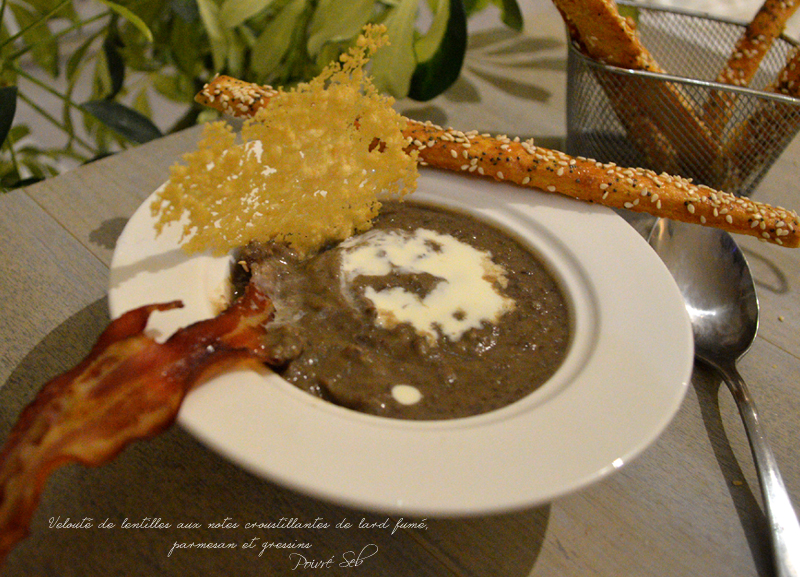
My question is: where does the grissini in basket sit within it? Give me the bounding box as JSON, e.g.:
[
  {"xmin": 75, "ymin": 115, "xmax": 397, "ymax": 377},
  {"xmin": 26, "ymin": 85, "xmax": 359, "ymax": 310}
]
[
  {"xmin": 550, "ymin": 0, "xmax": 720, "ymax": 180},
  {"xmin": 721, "ymin": 46, "xmax": 800, "ymax": 191},
  {"xmin": 703, "ymin": 0, "xmax": 800, "ymax": 135},
  {"xmin": 195, "ymin": 75, "xmax": 800, "ymax": 247},
  {"xmin": 773, "ymin": 45, "xmax": 800, "ymax": 97},
  {"xmin": 550, "ymin": 0, "xmax": 659, "ymax": 70}
]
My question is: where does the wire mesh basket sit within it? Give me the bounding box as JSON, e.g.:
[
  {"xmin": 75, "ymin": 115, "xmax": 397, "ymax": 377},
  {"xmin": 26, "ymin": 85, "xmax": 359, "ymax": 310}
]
[{"xmin": 566, "ymin": 2, "xmax": 800, "ymax": 196}]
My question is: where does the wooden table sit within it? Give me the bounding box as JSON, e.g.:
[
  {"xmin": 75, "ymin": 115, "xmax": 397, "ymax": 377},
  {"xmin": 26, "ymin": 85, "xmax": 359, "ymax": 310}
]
[{"xmin": 1, "ymin": 4, "xmax": 798, "ymax": 575}]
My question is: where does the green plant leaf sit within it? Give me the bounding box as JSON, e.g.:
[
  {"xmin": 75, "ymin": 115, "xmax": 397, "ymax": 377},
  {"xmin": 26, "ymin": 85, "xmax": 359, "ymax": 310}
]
[
  {"xmin": 617, "ymin": 4, "xmax": 639, "ymax": 23},
  {"xmin": 23, "ymin": 0, "xmax": 78, "ymax": 22},
  {"xmin": 64, "ymin": 31, "xmax": 106, "ymax": 141},
  {"xmin": 80, "ymin": 99, "xmax": 163, "ymax": 144},
  {"xmin": 8, "ymin": 125, "xmax": 30, "ymax": 142},
  {"xmin": 306, "ymin": 0, "xmax": 374, "ymax": 56},
  {"xmin": 169, "ymin": 13, "xmax": 203, "ymax": 76},
  {"xmin": 117, "ymin": 0, "xmax": 167, "ymax": 29},
  {"xmin": 170, "ymin": 0, "xmax": 200, "ymax": 22},
  {"xmin": 462, "ymin": 0, "xmax": 488, "ymax": 16},
  {"xmin": 132, "ymin": 87, "xmax": 152, "ymax": 118},
  {"xmin": 91, "ymin": 48, "xmax": 114, "ymax": 101},
  {"xmin": 251, "ymin": 0, "xmax": 307, "ymax": 80},
  {"xmin": 225, "ymin": 27, "xmax": 249, "ymax": 78},
  {"xmin": 66, "ymin": 29, "xmax": 103, "ymax": 81},
  {"xmin": 196, "ymin": 0, "xmax": 228, "ymax": 71},
  {"xmin": 492, "ymin": 0, "xmax": 522, "ymax": 31},
  {"xmin": 152, "ymin": 72, "xmax": 187, "ymax": 102},
  {"xmin": 103, "ymin": 31, "xmax": 126, "ymax": 99},
  {"xmin": 0, "ymin": 86, "xmax": 18, "ymax": 148},
  {"xmin": 219, "ymin": 0, "xmax": 278, "ymax": 29},
  {"xmin": 8, "ymin": 3, "xmax": 60, "ymax": 77},
  {"xmin": 414, "ymin": 0, "xmax": 450, "ymax": 62},
  {"xmin": 407, "ymin": 0, "xmax": 466, "ymax": 101},
  {"xmin": 95, "ymin": 0, "xmax": 154, "ymax": 42},
  {"xmin": 370, "ymin": 0, "xmax": 420, "ymax": 97}
]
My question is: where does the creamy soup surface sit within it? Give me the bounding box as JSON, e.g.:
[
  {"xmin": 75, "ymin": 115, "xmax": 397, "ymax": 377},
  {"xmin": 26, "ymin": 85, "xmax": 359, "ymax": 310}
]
[{"xmin": 233, "ymin": 201, "xmax": 571, "ymax": 420}]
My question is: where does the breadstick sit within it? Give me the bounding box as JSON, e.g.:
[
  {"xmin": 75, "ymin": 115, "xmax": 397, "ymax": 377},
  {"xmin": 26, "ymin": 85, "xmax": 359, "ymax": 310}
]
[
  {"xmin": 551, "ymin": 0, "xmax": 660, "ymax": 70},
  {"xmin": 721, "ymin": 47, "xmax": 800, "ymax": 191},
  {"xmin": 772, "ymin": 45, "xmax": 800, "ymax": 96},
  {"xmin": 704, "ymin": 0, "xmax": 800, "ymax": 134},
  {"xmin": 551, "ymin": 0, "xmax": 719, "ymax": 182},
  {"xmin": 195, "ymin": 75, "xmax": 800, "ymax": 247},
  {"xmin": 403, "ymin": 121, "xmax": 799, "ymax": 247}
]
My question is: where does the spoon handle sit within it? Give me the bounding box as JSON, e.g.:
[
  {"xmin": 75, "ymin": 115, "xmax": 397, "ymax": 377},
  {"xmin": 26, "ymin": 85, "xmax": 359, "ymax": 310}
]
[{"xmin": 717, "ymin": 362, "xmax": 800, "ymax": 577}]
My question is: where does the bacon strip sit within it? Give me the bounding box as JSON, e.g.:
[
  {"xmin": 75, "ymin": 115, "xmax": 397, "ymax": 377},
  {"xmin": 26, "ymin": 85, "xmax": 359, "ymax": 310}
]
[{"xmin": 0, "ymin": 282, "xmax": 275, "ymax": 563}]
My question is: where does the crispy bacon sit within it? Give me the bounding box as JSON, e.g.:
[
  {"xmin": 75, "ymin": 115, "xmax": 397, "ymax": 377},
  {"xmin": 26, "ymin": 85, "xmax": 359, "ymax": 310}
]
[{"xmin": 0, "ymin": 282, "xmax": 275, "ymax": 562}]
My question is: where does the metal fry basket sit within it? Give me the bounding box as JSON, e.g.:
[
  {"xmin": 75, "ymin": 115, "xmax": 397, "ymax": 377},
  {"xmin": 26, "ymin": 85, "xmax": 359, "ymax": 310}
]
[{"xmin": 566, "ymin": 2, "xmax": 800, "ymax": 196}]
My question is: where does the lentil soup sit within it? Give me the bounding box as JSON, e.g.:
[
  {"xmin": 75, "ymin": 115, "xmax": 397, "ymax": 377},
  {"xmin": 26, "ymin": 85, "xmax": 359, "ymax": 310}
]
[{"xmin": 234, "ymin": 201, "xmax": 572, "ymax": 420}]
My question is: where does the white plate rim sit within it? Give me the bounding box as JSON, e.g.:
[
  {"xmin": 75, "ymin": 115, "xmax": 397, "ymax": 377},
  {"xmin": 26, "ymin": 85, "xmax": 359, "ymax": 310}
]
[{"xmin": 108, "ymin": 168, "xmax": 693, "ymax": 516}]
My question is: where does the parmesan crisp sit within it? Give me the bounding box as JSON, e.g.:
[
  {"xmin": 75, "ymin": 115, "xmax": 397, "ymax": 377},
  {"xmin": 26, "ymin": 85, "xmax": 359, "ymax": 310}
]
[{"xmin": 151, "ymin": 25, "xmax": 418, "ymax": 256}]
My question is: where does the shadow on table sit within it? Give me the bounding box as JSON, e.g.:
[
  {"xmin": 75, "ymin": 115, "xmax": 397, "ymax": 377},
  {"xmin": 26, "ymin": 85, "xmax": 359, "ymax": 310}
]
[
  {"xmin": 740, "ymin": 246, "xmax": 790, "ymax": 296},
  {"xmin": 0, "ymin": 298, "xmax": 549, "ymax": 576},
  {"xmin": 89, "ymin": 217, "xmax": 129, "ymax": 251},
  {"xmin": 691, "ymin": 363, "xmax": 772, "ymax": 577}
]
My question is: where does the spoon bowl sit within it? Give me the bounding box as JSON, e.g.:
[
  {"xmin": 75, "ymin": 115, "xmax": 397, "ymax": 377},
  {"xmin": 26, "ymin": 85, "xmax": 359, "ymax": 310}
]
[
  {"xmin": 648, "ymin": 219, "xmax": 759, "ymax": 366},
  {"xmin": 649, "ymin": 218, "xmax": 800, "ymax": 577}
]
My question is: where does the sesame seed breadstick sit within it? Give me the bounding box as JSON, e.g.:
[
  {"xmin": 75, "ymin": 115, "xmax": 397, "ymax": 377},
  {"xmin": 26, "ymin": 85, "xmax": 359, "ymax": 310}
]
[
  {"xmin": 721, "ymin": 47, "xmax": 800, "ymax": 191},
  {"xmin": 403, "ymin": 122, "xmax": 798, "ymax": 247},
  {"xmin": 550, "ymin": 0, "xmax": 719, "ymax": 181},
  {"xmin": 196, "ymin": 75, "xmax": 279, "ymax": 115},
  {"xmin": 704, "ymin": 0, "xmax": 800, "ymax": 134},
  {"xmin": 550, "ymin": 0, "xmax": 660, "ymax": 71},
  {"xmin": 772, "ymin": 46, "xmax": 800, "ymax": 96},
  {"xmin": 773, "ymin": 46, "xmax": 800, "ymax": 94},
  {"xmin": 195, "ymin": 75, "xmax": 800, "ymax": 247}
]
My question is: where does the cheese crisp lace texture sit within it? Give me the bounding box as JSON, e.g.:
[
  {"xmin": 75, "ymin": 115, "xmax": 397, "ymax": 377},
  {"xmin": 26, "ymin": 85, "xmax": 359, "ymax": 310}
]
[{"xmin": 151, "ymin": 25, "xmax": 418, "ymax": 257}]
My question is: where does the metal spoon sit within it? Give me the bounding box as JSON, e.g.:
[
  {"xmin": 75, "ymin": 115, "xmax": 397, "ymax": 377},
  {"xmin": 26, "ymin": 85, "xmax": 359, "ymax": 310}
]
[{"xmin": 648, "ymin": 218, "xmax": 800, "ymax": 577}]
